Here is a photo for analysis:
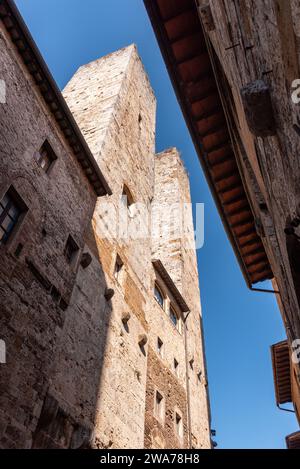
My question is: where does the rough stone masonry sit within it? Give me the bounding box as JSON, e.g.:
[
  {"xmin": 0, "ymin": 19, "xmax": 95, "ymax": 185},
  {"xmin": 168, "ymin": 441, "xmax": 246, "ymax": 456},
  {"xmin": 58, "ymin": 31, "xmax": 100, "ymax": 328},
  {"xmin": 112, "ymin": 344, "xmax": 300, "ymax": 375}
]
[{"xmin": 0, "ymin": 1, "xmax": 211, "ymax": 450}]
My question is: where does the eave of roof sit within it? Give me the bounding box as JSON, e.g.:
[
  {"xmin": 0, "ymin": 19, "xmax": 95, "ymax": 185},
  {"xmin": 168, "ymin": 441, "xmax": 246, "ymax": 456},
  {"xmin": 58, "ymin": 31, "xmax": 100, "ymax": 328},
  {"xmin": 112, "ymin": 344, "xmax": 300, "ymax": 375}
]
[
  {"xmin": 152, "ymin": 259, "xmax": 189, "ymax": 313},
  {"xmin": 271, "ymin": 340, "xmax": 292, "ymax": 406},
  {"xmin": 144, "ymin": 0, "xmax": 273, "ymax": 287},
  {"xmin": 1, "ymin": 0, "xmax": 111, "ymax": 197},
  {"xmin": 286, "ymin": 431, "xmax": 300, "ymax": 450}
]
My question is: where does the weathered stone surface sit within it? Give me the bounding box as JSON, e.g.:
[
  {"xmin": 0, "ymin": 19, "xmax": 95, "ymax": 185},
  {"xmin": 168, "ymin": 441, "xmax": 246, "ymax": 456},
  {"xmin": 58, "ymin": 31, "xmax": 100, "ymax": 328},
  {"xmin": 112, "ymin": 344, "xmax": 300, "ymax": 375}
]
[
  {"xmin": 197, "ymin": 0, "xmax": 300, "ymax": 421},
  {"xmin": 198, "ymin": 3, "xmax": 216, "ymax": 32},
  {"xmin": 0, "ymin": 15, "xmax": 211, "ymax": 449},
  {"xmin": 241, "ymin": 80, "xmax": 276, "ymax": 137},
  {"xmin": 0, "ymin": 18, "xmax": 97, "ymax": 448}
]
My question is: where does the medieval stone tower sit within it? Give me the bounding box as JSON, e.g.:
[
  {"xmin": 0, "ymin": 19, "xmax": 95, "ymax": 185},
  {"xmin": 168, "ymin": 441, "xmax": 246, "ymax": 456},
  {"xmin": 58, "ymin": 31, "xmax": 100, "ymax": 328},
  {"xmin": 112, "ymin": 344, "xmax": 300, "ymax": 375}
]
[
  {"xmin": 0, "ymin": 0, "xmax": 210, "ymax": 449},
  {"xmin": 61, "ymin": 45, "xmax": 211, "ymax": 449}
]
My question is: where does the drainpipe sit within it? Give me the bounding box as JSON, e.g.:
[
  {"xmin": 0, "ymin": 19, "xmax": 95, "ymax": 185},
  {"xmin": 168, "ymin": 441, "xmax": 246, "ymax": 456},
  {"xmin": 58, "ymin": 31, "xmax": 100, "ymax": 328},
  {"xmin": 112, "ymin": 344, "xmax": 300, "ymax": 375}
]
[{"xmin": 183, "ymin": 311, "xmax": 193, "ymax": 449}]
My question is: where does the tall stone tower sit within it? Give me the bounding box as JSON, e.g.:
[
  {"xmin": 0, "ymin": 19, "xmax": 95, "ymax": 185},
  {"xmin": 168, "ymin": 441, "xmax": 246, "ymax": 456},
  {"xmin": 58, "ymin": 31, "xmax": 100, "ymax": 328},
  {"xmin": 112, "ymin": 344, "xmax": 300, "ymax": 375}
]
[
  {"xmin": 0, "ymin": 1, "xmax": 211, "ymax": 446},
  {"xmin": 60, "ymin": 45, "xmax": 211, "ymax": 449}
]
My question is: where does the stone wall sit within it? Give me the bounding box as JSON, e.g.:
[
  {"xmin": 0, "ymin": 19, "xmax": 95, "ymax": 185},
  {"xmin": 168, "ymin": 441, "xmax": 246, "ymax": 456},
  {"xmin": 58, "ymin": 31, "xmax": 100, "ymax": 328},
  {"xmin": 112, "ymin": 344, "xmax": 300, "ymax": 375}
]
[
  {"xmin": 62, "ymin": 46, "xmax": 211, "ymax": 449},
  {"xmin": 152, "ymin": 148, "xmax": 211, "ymax": 448},
  {"xmin": 197, "ymin": 0, "xmax": 300, "ymax": 336},
  {"xmin": 0, "ymin": 19, "xmax": 97, "ymax": 448},
  {"xmin": 0, "ymin": 16, "xmax": 211, "ymax": 448},
  {"xmin": 196, "ymin": 0, "xmax": 300, "ymax": 419}
]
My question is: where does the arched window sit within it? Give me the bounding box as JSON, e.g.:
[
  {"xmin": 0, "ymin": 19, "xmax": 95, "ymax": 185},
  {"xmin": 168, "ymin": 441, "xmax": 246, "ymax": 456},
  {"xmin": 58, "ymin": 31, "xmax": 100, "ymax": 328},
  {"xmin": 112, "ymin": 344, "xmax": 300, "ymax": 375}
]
[
  {"xmin": 121, "ymin": 185, "xmax": 134, "ymax": 210},
  {"xmin": 170, "ymin": 305, "xmax": 181, "ymax": 332},
  {"xmin": 154, "ymin": 283, "xmax": 164, "ymax": 309},
  {"xmin": 170, "ymin": 306, "xmax": 178, "ymax": 326},
  {"xmin": 114, "ymin": 254, "xmax": 124, "ymax": 284}
]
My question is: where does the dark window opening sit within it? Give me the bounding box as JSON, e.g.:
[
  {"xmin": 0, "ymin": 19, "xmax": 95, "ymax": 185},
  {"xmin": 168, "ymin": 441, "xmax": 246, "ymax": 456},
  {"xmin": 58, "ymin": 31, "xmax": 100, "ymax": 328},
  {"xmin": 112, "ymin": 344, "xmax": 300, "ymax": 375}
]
[
  {"xmin": 114, "ymin": 254, "xmax": 124, "ymax": 283},
  {"xmin": 174, "ymin": 358, "xmax": 179, "ymax": 377},
  {"xmin": 64, "ymin": 235, "xmax": 79, "ymax": 264},
  {"xmin": 155, "ymin": 391, "xmax": 164, "ymax": 422},
  {"xmin": 0, "ymin": 187, "xmax": 27, "ymax": 246},
  {"xmin": 50, "ymin": 285, "xmax": 61, "ymax": 303},
  {"xmin": 35, "ymin": 140, "xmax": 57, "ymax": 173},
  {"xmin": 157, "ymin": 337, "xmax": 163, "ymax": 357},
  {"xmin": 15, "ymin": 243, "xmax": 24, "ymax": 258},
  {"xmin": 175, "ymin": 412, "xmax": 183, "ymax": 440}
]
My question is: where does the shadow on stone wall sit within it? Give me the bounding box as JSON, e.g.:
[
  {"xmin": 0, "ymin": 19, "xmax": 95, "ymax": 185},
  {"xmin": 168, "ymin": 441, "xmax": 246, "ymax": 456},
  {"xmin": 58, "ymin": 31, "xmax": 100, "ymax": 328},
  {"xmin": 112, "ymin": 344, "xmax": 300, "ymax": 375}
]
[{"xmin": 30, "ymin": 220, "xmax": 112, "ymax": 449}]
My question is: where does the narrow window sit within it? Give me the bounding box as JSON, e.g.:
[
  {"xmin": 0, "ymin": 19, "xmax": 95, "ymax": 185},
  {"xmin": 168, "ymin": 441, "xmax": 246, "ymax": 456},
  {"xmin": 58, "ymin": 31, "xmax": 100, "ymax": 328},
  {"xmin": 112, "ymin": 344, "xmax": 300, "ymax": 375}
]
[
  {"xmin": 64, "ymin": 235, "xmax": 79, "ymax": 264},
  {"xmin": 15, "ymin": 243, "xmax": 24, "ymax": 258},
  {"xmin": 174, "ymin": 358, "xmax": 179, "ymax": 377},
  {"xmin": 170, "ymin": 305, "xmax": 179, "ymax": 327},
  {"xmin": 154, "ymin": 283, "xmax": 164, "ymax": 309},
  {"xmin": 157, "ymin": 337, "xmax": 163, "ymax": 357},
  {"xmin": 114, "ymin": 254, "xmax": 124, "ymax": 284},
  {"xmin": 0, "ymin": 187, "xmax": 27, "ymax": 246},
  {"xmin": 121, "ymin": 184, "xmax": 134, "ymax": 215},
  {"xmin": 35, "ymin": 140, "xmax": 57, "ymax": 173},
  {"xmin": 175, "ymin": 412, "xmax": 183, "ymax": 440},
  {"xmin": 155, "ymin": 391, "xmax": 164, "ymax": 423}
]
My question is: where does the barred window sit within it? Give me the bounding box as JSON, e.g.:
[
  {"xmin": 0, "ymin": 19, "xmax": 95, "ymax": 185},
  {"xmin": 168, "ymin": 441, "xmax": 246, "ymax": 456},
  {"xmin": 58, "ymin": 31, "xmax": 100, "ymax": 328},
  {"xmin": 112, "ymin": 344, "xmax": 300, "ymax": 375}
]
[{"xmin": 0, "ymin": 188, "xmax": 26, "ymax": 246}]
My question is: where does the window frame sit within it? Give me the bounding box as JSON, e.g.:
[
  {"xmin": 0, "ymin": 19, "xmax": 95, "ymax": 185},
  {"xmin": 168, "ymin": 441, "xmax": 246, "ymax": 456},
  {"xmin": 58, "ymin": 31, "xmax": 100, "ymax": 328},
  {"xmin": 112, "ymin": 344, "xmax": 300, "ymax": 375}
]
[
  {"xmin": 154, "ymin": 282, "xmax": 165, "ymax": 310},
  {"xmin": 0, "ymin": 186, "xmax": 27, "ymax": 248},
  {"xmin": 169, "ymin": 303, "xmax": 182, "ymax": 333},
  {"xmin": 35, "ymin": 140, "xmax": 57, "ymax": 174}
]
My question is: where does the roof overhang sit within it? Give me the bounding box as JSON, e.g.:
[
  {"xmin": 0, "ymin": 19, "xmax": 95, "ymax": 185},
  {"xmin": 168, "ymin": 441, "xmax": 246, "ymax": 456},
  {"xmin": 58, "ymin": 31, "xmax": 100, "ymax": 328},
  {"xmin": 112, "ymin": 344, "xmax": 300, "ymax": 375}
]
[
  {"xmin": 271, "ymin": 340, "xmax": 292, "ymax": 406},
  {"xmin": 286, "ymin": 431, "xmax": 300, "ymax": 449},
  {"xmin": 144, "ymin": 0, "xmax": 273, "ymax": 286},
  {"xmin": 152, "ymin": 259, "xmax": 189, "ymax": 313},
  {"xmin": 0, "ymin": 0, "xmax": 111, "ymax": 197}
]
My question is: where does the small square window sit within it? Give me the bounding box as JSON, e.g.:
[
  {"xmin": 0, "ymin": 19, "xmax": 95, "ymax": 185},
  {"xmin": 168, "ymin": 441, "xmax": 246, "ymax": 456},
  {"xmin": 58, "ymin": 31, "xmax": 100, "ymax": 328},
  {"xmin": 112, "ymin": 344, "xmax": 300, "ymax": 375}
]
[
  {"xmin": 64, "ymin": 235, "xmax": 79, "ymax": 264},
  {"xmin": 0, "ymin": 187, "xmax": 27, "ymax": 246},
  {"xmin": 35, "ymin": 140, "xmax": 57, "ymax": 173},
  {"xmin": 157, "ymin": 337, "xmax": 163, "ymax": 357},
  {"xmin": 155, "ymin": 391, "xmax": 164, "ymax": 423}
]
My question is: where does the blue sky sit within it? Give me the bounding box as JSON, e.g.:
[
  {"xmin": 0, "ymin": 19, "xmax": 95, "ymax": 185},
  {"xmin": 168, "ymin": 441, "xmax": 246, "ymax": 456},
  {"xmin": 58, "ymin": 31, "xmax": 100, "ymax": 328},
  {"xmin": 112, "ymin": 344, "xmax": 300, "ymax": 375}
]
[{"xmin": 15, "ymin": 0, "xmax": 297, "ymax": 449}]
